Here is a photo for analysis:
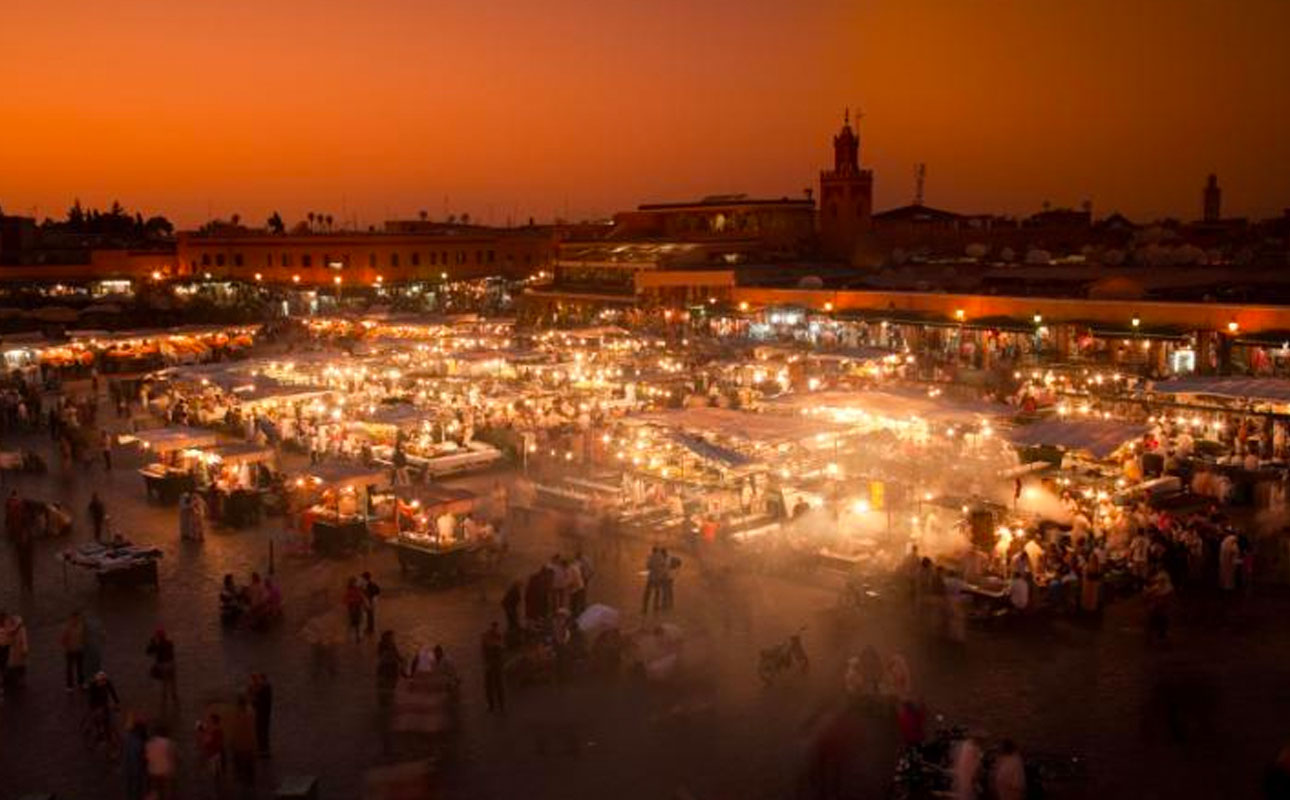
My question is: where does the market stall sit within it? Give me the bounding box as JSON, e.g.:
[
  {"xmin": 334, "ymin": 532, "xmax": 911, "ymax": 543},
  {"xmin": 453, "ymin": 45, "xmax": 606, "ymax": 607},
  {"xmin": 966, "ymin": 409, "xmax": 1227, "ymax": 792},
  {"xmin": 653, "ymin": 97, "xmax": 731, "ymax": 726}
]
[
  {"xmin": 294, "ymin": 463, "xmax": 390, "ymax": 557},
  {"xmin": 128, "ymin": 426, "xmax": 218, "ymax": 503},
  {"xmin": 198, "ymin": 442, "xmax": 278, "ymax": 527},
  {"xmin": 388, "ymin": 486, "xmax": 495, "ymax": 582}
]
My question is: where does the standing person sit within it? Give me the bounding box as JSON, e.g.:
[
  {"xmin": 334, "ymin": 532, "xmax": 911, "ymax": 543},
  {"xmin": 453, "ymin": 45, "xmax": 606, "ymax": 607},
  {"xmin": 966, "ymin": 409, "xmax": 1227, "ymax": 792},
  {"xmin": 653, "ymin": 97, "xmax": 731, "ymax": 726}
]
[
  {"xmin": 565, "ymin": 556, "xmax": 586, "ymax": 617},
  {"xmin": 229, "ymin": 694, "xmax": 257, "ymax": 789},
  {"xmin": 249, "ymin": 672, "xmax": 273, "ymax": 757},
  {"xmin": 123, "ymin": 717, "xmax": 149, "ymax": 800},
  {"xmin": 661, "ymin": 548, "xmax": 680, "ymax": 611},
  {"xmin": 1080, "ymin": 552, "xmax": 1103, "ymax": 614},
  {"xmin": 177, "ymin": 494, "xmax": 192, "ymax": 542},
  {"xmin": 548, "ymin": 555, "xmax": 569, "ymax": 612},
  {"xmin": 197, "ymin": 712, "xmax": 226, "ymax": 783},
  {"xmin": 376, "ymin": 630, "xmax": 404, "ymax": 753},
  {"xmin": 5, "ymin": 490, "xmax": 23, "ymax": 540},
  {"xmin": 481, "ymin": 621, "xmax": 506, "ymax": 714},
  {"xmin": 14, "ymin": 514, "xmax": 34, "ymax": 593},
  {"xmin": 642, "ymin": 547, "xmax": 663, "ymax": 615},
  {"xmin": 360, "ymin": 571, "xmax": 381, "ymax": 637},
  {"xmin": 343, "ymin": 578, "xmax": 366, "ymax": 644},
  {"xmin": 100, "ymin": 430, "xmax": 113, "ymax": 471},
  {"xmin": 501, "ymin": 580, "xmax": 522, "ymax": 635},
  {"xmin": 1219, "ymin": 531, "xmax": 1240, "ymax": 593},
  {"xmin": 1145, "ymin": 565, "xmax": 1175, "ymax": 642},
  {"xmin": 990, "ymin": 739, "xmax": 1027, "ymax": 800},
  {"xmin": 61, "ymin": 610, "xmax": 86, "ymax": 691},
  {"xmin": 145, "ymin": 628, "xmax": 178, "ymax": 712},
  {"xmin": 145, "ymin": 726, "xmax": 178, "ymax": 800},
  {"xmin": 88, "ymin": 492, "xmax": 106, "ymax": 543}
]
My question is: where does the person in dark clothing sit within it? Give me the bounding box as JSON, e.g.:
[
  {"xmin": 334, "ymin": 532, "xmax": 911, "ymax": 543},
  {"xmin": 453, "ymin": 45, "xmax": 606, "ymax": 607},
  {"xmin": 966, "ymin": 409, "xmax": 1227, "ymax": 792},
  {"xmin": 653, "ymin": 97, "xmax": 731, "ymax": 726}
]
[
  {"xmin": 501, "ymin": 581, "xmax": 522, "ymax": 633},
  {"xmin": 481, "ymin": 622, "xmax": 506, "ymax": 713},
  {"xmin": 360, "ymin": 572, "xmax": 381, "ymax": 636},
  {"xmin": 376, "ymin": 630, "xmax": 404, "ymax": 754},
  {"xmin": 88, "ymin": 493, "xmax": 106, "ymax": 543},
  {"xmin": 14, "ymin": 513, "xmax": 34, "ymax": 593},
  {"xmin": 87, "ymin": 670, "xmax": 121, "ymax": 744},
  {"xmin": 145, "ymin": 628, "xmax": 178, "ymax": 711},
  {"xmin": 249, "ymin": 672, "xmax": 273, "ymax": 757}
]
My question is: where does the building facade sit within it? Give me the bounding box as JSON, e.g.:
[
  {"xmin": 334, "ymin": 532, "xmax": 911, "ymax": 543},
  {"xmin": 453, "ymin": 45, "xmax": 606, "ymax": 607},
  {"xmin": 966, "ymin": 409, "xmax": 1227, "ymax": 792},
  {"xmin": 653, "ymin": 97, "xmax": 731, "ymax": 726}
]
[{"xmin": 176, "ymin": 225, "xmax": 556, "ymax": 286}]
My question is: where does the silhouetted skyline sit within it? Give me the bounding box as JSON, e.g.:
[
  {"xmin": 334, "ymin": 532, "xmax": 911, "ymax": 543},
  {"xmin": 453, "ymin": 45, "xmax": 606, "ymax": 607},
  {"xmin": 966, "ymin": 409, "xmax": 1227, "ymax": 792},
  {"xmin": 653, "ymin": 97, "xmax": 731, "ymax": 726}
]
[{"xmin": 2, "ymin": 0, "xmax": 1288, "ymax": 227}]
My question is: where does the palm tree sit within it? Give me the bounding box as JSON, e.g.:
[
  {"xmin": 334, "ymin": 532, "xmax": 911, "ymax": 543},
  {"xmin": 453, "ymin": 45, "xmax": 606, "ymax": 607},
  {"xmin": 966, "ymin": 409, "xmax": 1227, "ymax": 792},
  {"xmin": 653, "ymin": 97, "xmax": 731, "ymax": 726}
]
[
  {"xmin": 231, "ymin": 213, "xmax": 241, "ymax": 227},
  {"xmin": 419, "ymin": 210, "xmax": 428, "ymax": 222},
  {"xmin": 307, "ymin": 212, "xmax": 315, "ymax": 231},
  {"xmin": 325, "ymin": 214, "xmax": 334, "ymax": 232}
]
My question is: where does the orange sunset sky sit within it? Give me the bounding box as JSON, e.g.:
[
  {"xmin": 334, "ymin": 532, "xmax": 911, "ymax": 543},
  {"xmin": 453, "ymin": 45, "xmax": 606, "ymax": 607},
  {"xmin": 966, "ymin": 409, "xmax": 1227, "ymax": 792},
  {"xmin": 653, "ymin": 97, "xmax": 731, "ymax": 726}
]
[{"xmin": 1, "ymin": 0, "xmax": 1287, "ymax": 228}]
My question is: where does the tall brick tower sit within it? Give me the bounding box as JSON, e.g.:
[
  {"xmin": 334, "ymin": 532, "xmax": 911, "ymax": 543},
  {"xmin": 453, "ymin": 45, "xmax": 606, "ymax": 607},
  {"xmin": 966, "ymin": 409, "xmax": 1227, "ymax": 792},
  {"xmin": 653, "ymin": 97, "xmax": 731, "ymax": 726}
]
[{"xmin": 819, "ymin": 109, "xmax": 874, "ymax": 261}]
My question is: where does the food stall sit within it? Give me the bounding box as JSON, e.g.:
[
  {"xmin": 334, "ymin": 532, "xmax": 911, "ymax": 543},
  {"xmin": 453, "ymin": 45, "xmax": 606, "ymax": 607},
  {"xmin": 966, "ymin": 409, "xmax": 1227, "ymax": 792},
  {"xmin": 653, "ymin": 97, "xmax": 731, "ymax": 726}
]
[
  {"xmin": 294, "ymin": 463, "xmax": 390, "ymax": 557},
  {"xmin": 198, "ymin": 442, "xmax": 278, "ymax": 527},
  {"xmin": 129, "ymin": 426, "xmax": 219, "ymax": 503},
  {"xmin": 388, "ymin": 486, "xmax": 493, "ymax": 581}
]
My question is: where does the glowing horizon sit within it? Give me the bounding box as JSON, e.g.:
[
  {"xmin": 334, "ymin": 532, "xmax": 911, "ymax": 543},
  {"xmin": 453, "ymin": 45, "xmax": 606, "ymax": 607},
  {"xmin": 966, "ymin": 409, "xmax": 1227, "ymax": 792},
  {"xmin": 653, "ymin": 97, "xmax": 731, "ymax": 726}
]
[{"xmin": 2, "ymin": 0, "xmax": 1287, "ymax": 229}]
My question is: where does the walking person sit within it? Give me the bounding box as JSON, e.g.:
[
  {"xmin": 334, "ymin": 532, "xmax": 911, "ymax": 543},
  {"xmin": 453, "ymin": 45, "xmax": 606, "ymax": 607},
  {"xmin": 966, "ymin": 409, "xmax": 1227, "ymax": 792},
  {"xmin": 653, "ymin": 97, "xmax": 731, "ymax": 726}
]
[
  {"xmin": 249, "ymin": 672, "xmax": 273, "ymax": 757},
  {"xmin": 229, "ymin": 694, "xmax": 257, "ymax": 789},
  {"xmin": 481, "ymin": 621, "xmax": 506, "ymax": 713},
  {"xmin": 88, "ymin": 492, "xmax": 106, "ymax": 543},
  {"xmin": 145, "ymin": 726, "xmax": 178, "ymax": 800},
  {"xmin": 123, "ymin": 717, "xmax": 149, "ymax": 800},
  {"xmin": 145, "ymin": 628, "xmax": 178, "ymax": 713},
  {"xmin": 61, "ymin": 610, "xmax": 86, "ymax": 691},
  {"xmin": 197, "ymin": 712, "xmax": 226, "ymax": 785},
  {"xmin": 501, "ymin": 580, "xmax": 522, "ymax": 636},
  {"xmin": 376, "ymin": 630, "xmax": 405, "ymax": 754},
  {"xmin": 343, "ymin": 578, "xmax": 366, "ymax": 644},
  {"xmin": 100, "ymin": 430, "xmax": 113, "ymax": 471},
  {"xmin": 360, "ymin": 571, "xmax": 381, "ymax": 637}
]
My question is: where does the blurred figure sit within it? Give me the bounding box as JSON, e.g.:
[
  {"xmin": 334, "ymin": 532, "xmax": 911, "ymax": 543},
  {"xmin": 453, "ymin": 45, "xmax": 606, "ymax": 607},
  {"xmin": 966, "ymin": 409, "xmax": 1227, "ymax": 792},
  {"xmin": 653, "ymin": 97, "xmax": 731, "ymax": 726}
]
[
  {"xmin": 145, "ymin": 628, "xmax": 178, "ymax": 712},
  {"xmin": 481, "ymin": 621, "xmax": 506, "ymax": 713},
  {"xmin": 951, "ymin": 737, "xmax": 982, "ymax": 800},
  {"xmin": 990, "ymin": 739, "xmax": 1026, "ymax": 800},
  {"xmin": 60, "ymin": 610, "xmax": 86, "ymax": 690},
  {"xmin": 145, "ymin": 726, "xmax": 177, "ymax": 800}
]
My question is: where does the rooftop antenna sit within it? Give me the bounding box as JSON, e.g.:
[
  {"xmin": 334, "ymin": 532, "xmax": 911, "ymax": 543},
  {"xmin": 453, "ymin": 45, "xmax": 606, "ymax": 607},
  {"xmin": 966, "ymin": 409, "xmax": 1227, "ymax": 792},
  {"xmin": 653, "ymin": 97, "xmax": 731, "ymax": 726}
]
[{"xmin": 914, "ymin": 163, "xmax": 926, "ymax": 206}]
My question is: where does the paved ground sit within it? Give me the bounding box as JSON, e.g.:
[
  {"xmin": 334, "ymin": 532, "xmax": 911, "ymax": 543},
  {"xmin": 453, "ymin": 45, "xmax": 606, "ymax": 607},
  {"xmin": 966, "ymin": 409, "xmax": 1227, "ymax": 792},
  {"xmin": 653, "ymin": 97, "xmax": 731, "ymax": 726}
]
[{"xmin": 2, "ymin": 411, "xmax": 1290, "ymax": 799}]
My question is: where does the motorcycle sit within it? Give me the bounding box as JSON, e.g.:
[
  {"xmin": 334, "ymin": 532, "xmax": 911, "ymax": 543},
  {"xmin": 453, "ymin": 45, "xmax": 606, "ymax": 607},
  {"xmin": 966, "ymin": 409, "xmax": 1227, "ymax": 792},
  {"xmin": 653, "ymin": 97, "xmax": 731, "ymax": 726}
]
[{"xmin": 757, "ymin": 626, "xmax": 809, "ymax": 684}]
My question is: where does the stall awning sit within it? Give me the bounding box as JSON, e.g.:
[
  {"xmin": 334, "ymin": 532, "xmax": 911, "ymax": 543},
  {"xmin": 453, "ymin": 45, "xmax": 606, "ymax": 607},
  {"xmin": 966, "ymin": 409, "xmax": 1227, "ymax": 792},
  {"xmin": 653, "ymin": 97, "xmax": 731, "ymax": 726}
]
[
  {"xmin": 670, "ymin": 432, "xmax": 754, "ymax": 468},
  {"xmin": 1006, "ymin": 419, "xmax": 1149, "ymax": 459},
  {"xmin": 127, "ymin": 426, "xmax": 218, "ymax": 453},
  {"xmin": 1151, "ymin": 376, "xmax": 1290, "ymax": 403},
  {"xmin": 205, "ymin": 442, "xmax": 275, "ymax": 466},
  {"xmin": 767, "ymin": 388, "xmax": 1007, "ymax": 427},
  {"xmin": 298, "ymin": 463, "xmax": 391, "ymax": 491}
]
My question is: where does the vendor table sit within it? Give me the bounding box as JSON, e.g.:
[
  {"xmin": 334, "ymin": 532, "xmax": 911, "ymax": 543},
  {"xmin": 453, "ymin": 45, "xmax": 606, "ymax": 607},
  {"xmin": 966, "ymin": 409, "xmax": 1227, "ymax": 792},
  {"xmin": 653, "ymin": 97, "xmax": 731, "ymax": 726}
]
[
  {"xmin": 61, "ymin": 542, "xmax": 162, "ymax": 589},
  {"xmin": 312, "ymin": 516, "xmax": 368, "ymax": 557},
  {"xmin": 139, "ymin": 466, "xmax": 195, "ymax": 504},
  {"xmin": 395, "ymin": 540, "xmax": 477, "ymax": 583}
]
